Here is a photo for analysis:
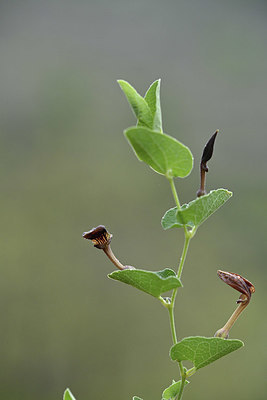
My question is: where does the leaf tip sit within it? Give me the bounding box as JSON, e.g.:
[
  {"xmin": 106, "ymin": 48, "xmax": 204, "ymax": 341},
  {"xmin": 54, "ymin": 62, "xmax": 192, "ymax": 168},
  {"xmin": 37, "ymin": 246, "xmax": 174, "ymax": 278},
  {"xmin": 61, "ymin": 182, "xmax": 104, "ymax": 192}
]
[
  {"xmin": 117, "ymin": 78, "xmax": 126, "ymax": 84},
  {"xmin": 123, "ymin": 126, "xmax": 133, "ymax": 140},
  {"xmin": 63, "ymin": 388, "xmax": 76, "ymax": 400},
  {"xmin": 117, "ymin": 79, "xmax": 128, "ymax": 90}
]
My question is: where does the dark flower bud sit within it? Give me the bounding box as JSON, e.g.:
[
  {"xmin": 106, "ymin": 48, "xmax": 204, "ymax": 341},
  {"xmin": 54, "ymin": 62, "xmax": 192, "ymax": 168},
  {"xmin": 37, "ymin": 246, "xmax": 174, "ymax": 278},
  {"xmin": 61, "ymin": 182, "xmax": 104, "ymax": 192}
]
[
  {"xmin": 197, "ymin": 130, "xmax": 218, "ymax": 197},
  {"xmin": 83, "ymin": 225, "xmax": 112, "ymax": 249},
  {"xmin": 201, "ymin": 130, "xmax": 218, "ymax": 170}
]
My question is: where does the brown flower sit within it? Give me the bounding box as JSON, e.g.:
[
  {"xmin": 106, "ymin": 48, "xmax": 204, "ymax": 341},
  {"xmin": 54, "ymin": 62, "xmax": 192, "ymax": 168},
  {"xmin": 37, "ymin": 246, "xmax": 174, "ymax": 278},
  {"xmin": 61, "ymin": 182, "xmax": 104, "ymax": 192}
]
[
  {"xmin": 83, "ymin": 225, "xmax": 133, "ymax": 271},
  {"xmin": 83, "ymin": 225, "xmax": 112, "ymax": 249},
  {"xmin": 214, "ymin": 270, "xmax": 255, "ymax": 339},
  {"xmin": 217, "ymin": 270, "xmax": 255, "ymax": 304}
]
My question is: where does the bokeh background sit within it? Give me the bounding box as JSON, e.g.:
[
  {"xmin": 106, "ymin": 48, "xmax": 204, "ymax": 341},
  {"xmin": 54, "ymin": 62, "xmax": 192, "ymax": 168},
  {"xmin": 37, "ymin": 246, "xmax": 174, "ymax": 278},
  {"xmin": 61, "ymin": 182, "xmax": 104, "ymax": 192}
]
[{"xmin": 1, "ymin": 1, "xmax": 266, "ymax": 399}]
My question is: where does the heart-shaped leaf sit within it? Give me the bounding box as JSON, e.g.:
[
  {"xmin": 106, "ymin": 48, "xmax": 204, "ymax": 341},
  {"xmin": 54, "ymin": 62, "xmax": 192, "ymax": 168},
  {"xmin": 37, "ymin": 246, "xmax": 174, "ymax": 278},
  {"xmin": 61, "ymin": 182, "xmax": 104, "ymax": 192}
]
[
  {"xmin": 161, "ymin": 189, "xmax": 232, "ymax": 230},
  {"xmin": 144, "ymin": 79, "xmax": 162, "ymax": 132},
  {"xmin": 108, "ymin": 268, "xmax": 182, "ymax": 298},
  {"xmin": 118, "ymin": 80, "xmax": 153, "ymax": 129},
  {"xmin": 162, "ymin": 380, "xmax": 189, "ymax": 400},
  {"xmin": 63, "ymin": 388, "xmax": 76, "ymax": 400},
  {"xmin": 170, "ymin": 336, "xmax": 243, "ymax": 370},
  {"xmin": 124, "ymin": 127, "xmax": 193, "ymax": 178}
]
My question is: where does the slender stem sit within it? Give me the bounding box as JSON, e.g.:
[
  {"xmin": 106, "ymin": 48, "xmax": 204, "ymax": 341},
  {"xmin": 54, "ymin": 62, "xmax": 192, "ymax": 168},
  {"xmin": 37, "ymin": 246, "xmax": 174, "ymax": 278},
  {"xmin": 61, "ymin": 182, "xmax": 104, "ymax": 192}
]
[
  {"xmin": 168, "ymin": 233, "xmax": 191, "ymax": 339},
  {"xmin": 166, "ymin": 176, "xmax": 195, "ymax": 400},
  {"xmin": 168, "ymin": 306, "xmax": 177, "ymax": 344},
  {"xmin": 167, "ymin": 231, "xmax": 192, "ymax": 394},
  {"xmin": 168, "ymin": 232, "xmax": 192, "ymax": 386},
  {"xmin": 177, "ymin": 234, "xmax": 191, "ymax": 279},
  {"xmin": 168, "ymin": 303, "xmax": 184, "ymax": 379},
  {"xmin": 169, "ymin": 233, "xmax": 191, "ymax": 321},
  {"xmin": 177, "ymin": 375, "xmax": 186, "ymax": 400},
  {"xmin": 168, "ymin": 177, "xmax": 181, "ymax": 209}
]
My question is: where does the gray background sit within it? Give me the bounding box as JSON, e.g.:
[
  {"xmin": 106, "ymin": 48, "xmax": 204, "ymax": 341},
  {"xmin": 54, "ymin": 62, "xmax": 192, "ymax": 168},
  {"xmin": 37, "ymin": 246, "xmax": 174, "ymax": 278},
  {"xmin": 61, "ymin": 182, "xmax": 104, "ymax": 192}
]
[{"xmin": 1, "ymin": 1, "xmax": 266, "ymax": 399}]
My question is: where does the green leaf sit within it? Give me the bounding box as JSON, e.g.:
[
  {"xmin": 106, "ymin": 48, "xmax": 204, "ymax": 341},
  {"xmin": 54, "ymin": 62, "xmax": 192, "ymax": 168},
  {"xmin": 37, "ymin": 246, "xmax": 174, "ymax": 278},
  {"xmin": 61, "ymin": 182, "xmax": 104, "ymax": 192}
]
[
  {"xmin": 63, "ymin": 388, "xmax": 76, "ymax": 400},
  {"xmin": 108, "ymin": 268, "xmax": 182, "ymax": 298},
  {"xmin": 124, "ymin": 127, "xmax": 193, "ymax": 178},
  {"xmin": 144, "ymin": 79, "xmax": 162, "ymax": 132},
  {"xmin": 170, "ymin": 336, "xmax": 243, "ymax": 370},
  {"xmin": 161, "ymin": 206, "xmax": 184, "ymax": 230},
  {"xmin": 162, "ymin": 380, "xmax": 189, "ymax": 400},
  {"xmin": 177, "ymin": 189, "xmax": 232, "ymax": 227},
  {"xmin": 118, "ymin": 80, "xmax": 153, "ymax": 129},
  {"xmin": 133, "ymin": 397, "xmax": 143, "ymax": 400},
  {"xmin": 161, "ymin": 189, "xmax": 232, "ymax": 230}
]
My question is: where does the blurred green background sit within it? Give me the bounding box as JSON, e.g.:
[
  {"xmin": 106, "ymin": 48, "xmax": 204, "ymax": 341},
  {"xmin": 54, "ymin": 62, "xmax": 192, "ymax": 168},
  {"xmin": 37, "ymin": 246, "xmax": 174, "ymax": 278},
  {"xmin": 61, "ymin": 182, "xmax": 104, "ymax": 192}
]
[{"xmin": 1, "ymin": 0, "xmax": 266, "ymax": 399}]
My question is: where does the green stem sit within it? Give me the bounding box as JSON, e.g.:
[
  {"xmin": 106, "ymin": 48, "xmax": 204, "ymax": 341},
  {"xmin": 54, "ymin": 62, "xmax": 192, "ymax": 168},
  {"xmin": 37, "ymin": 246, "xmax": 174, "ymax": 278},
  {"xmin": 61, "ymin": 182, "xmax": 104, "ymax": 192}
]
[
  {"xmin": 168, "ymin": 303, "xmax": 184, "ymax": 380},
  {"xmin": 168, "ymin": 177, "xmax": 192, "ymax": 239},
  {"xmin": 168, "ymin": 177, "xmax": 181, "ymax": 209},
  {"xmin": 168, "ymin": 305, "xmax": 177, "ymax": 344},
  {"xmin": 177, "ymin": 233, "xmax": 191, "ymax": 279},
  {"xmin": 177, "ymin": 375, "xmax": 186, "ymax": 400},
  {"xmin": 168, "ymin": 233, "xmax": 192, "ymax": 382},
  {"xmin": 169, "ymin": 232, "xmax": 191, "ymax": 312},
  {"xmin": 167, "ymin": 232, "xmax": 192, "ymax": 390},
  {"xmin": 166, "ymin": 176, "xmax": 195, "ymax": 400}
]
